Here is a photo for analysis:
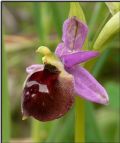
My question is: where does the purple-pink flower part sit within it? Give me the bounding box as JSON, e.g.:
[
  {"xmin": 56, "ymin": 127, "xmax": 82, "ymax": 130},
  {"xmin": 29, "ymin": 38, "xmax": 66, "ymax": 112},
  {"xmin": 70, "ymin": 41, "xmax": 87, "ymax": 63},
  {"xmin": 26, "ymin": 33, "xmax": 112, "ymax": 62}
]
[{"xmin": 55, "ymin": 16, "xmax": 109, "ymax": 105}]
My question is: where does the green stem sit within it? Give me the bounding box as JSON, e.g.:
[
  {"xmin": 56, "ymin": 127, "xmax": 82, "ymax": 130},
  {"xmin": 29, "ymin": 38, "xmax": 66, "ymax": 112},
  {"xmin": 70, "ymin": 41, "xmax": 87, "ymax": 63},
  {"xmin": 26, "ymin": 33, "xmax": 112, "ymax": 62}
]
[
  {"xmin": 75, "ymin": 97, "xmax": 85, "ymax": 143},
  {"xmin": 31, "ymin": 119, "xmax": 42, "ymax": 143},
  {"xmin": 2, "ymin": 33, "xmax": 10, "ymax": 142}
]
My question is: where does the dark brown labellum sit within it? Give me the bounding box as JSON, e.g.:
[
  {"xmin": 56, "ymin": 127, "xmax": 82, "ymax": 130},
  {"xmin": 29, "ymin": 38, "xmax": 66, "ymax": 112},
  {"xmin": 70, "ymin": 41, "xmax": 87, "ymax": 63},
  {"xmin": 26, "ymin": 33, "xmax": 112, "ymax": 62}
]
[{"xmin": 22, "ymin": 64, "xmax": 74, "ymax": 121}]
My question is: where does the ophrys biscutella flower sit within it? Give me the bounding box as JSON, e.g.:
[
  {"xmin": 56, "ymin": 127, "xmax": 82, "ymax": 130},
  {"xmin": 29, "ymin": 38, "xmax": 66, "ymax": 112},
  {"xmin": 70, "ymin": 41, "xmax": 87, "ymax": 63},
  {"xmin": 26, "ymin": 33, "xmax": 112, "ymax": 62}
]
[{"xmin": 22, "ymin": 17, "xmax": 109, "ymax": 122}]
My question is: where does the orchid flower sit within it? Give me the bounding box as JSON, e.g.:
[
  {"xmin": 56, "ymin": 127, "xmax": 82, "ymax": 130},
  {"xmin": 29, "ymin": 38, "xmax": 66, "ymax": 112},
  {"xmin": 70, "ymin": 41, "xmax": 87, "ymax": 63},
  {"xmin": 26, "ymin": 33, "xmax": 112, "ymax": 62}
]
[{"xmin": 22, "ymin": 16, "xmax": 109, "ymax": 122}]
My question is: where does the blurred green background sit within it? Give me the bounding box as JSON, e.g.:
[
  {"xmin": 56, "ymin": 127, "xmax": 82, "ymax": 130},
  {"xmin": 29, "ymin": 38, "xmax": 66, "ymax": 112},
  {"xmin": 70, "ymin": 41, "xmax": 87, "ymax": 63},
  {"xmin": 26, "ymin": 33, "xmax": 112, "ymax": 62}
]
[{"xmin": 2, "ymin": 2, "xmax": 120, "ymax": 143}]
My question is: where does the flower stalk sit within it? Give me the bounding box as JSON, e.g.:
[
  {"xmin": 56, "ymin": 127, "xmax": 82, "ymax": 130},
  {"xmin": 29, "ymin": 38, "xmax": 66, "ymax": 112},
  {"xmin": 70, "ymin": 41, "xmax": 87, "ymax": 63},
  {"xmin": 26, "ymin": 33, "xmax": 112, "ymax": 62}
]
[{"xmin": 75, "ymin": 97, "xmax": 85, "ymax": 142}]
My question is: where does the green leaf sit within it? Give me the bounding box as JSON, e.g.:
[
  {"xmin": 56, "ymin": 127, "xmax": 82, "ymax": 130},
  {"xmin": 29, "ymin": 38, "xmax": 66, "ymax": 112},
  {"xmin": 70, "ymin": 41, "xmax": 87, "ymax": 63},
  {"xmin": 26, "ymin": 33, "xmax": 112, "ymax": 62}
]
[
  {"xmin": 106, "ymin": 2, "xmax": 120, "ymax": 15},
  {"xmin": 93, "ymin": 12, "xmax": 120, "ymax": 52},
  {"xmin": 69, "ymin": 2, "xmax": 86, "ymax": 22}
]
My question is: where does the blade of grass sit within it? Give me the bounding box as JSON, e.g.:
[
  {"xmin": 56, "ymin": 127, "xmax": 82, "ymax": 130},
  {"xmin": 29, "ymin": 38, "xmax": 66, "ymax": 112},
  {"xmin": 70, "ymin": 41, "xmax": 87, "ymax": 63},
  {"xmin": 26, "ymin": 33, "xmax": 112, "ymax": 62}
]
[
  {"xmin": 32, "ymin": 2, "xmax": 52, "ymax": 62},
  {"xmin": 92, "ymin": 48, "xmax": 110, "ymax": 78},
  {"xmin": 33, "ymin": 3, "xmax": 44, "ymax": 43},
  {"xmin": 49, "ymin": 2, "xmax": 63, "ymax": 38},
  {"xmin": 55, "ymin": 108, "xmax": 74, "ymax": 142},
  {"xmin": 2, "ymin": 33, "xmax": 11, "ymax": 142},
  {"xmin": 88, "ymin": 2, "xmax": 103, "ymax": 40},
  {"xmin": 45, "ymin": 119, "xmax": 62, "ymax": 142}
]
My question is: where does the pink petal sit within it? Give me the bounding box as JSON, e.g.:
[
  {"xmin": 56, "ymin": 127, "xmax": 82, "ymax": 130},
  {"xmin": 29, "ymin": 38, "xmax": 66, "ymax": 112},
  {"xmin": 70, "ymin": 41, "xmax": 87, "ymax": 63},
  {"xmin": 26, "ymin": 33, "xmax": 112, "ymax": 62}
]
[
  {"xmin": 66, "ymin": 65, "xmax": 109, "ymax": 105},
  {"xmin": 62, "ymin": 17, "xmax": 88, "ymax": 51},
  {"xmin": 26, "ymin": 64, "xmax": 44, "ymax": 74},
  {"xmin": 55, "ymin": 42, "xmax": 67, "ymax": 58},
  {"xmin": 61, "ymin": 51, "xmax": 99, "ymax": 68}
]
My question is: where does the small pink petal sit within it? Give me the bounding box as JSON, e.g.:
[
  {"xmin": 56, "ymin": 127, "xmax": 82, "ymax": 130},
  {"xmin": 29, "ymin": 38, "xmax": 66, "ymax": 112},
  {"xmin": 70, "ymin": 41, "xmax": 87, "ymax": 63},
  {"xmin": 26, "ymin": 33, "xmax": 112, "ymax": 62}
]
[
  {"xmin": 61, "ymin": 51, "xmax": 99, "ymax": 67},
  {"xmin": 66, "ymin": 65, "xmax": 109, "ymax": 105},
  {"xmin": 62, "ymin": 17, "xmax": 88, "ymax": 51},
  {"xmin": 26, "ymin": 64, "xmax": 44, "ymax": 74},
  {"xmin": 55, "ymin": 42, "xmax": 67, "ymax": 58}
]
